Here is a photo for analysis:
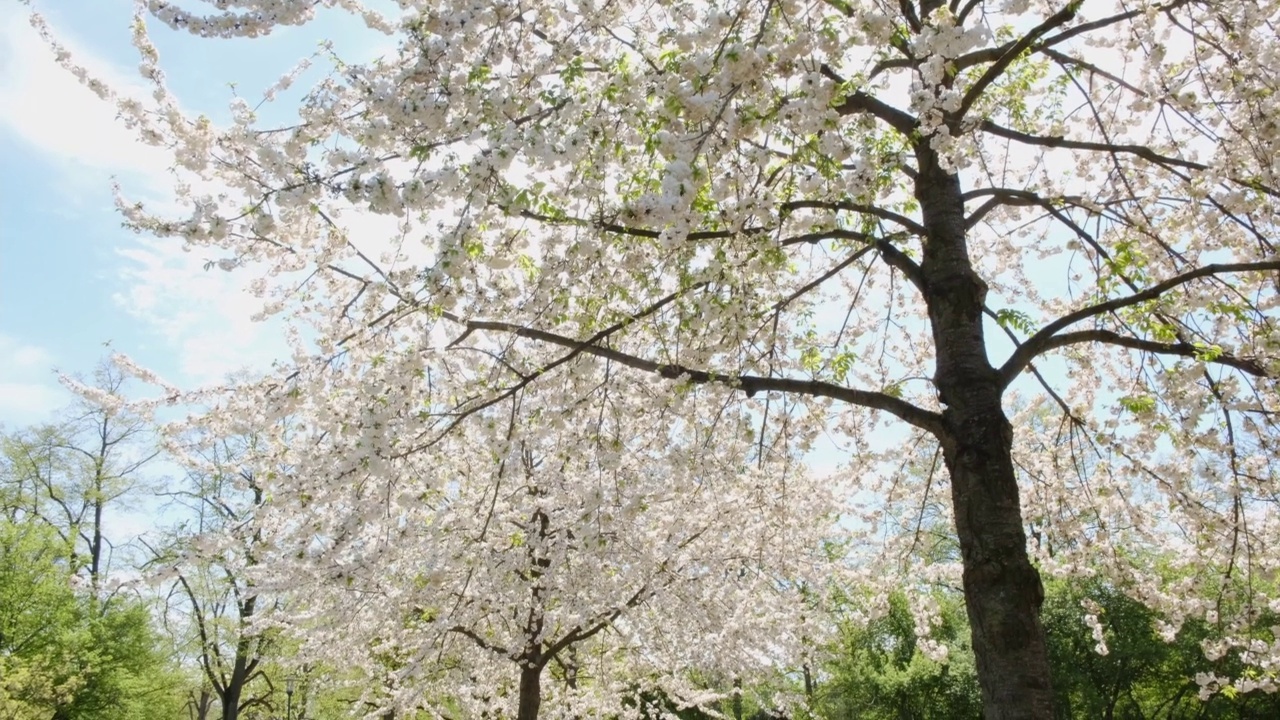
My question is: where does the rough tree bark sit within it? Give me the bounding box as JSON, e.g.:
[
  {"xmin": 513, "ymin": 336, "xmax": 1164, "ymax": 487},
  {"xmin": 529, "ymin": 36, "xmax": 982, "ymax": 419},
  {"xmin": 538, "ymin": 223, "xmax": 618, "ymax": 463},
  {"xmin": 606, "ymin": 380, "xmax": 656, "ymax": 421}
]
[
  {"xmin": 517, "ymin": 665, "xmax": 543, "ymax": 720},
  {"xmin": 916, "ymin": 148, "xmax": 1053, "ymax": 717},
  {"xmin": 220, "ymin": 673, "xmax": 244, "ymax": 720}
]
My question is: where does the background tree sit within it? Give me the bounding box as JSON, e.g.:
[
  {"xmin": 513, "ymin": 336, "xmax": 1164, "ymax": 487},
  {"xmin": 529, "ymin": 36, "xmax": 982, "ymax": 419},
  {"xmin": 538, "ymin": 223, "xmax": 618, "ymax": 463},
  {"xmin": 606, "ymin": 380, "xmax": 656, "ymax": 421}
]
[
  {"xmin": 0, "ymin": 520, "xmax": 84, "ymax": 718},
  {"xmin": 0, "ymin": 502, "xmax": 185, "ymax": 720},
  {"xmin": 36, "ymin": 0, "xmax": 1280, "ymax": 716},
  {"xmin": 816, "ymin": 589, "xmax": 982, "ymax": 720},
  {"xmin": 0, "ymin": 362, "xmax": 183, "ymax": 720},
  {"xmin": 150, "ymin": 434, "xmax": 279, "ymax": 720},
  {"xmin": 228, "ymin": 380, "xmax": 842, "ymax": 719},
  {"xmin": 2, "ymin": 359, "xmax": 157, "ymax": 595},
  {"xmin": 1040, "ymin": 576, "xmax": 1280, "ymax": 720},
  {"xmin": 809, "ymin": 576, "xmax": 1280, "ymax": 720}
]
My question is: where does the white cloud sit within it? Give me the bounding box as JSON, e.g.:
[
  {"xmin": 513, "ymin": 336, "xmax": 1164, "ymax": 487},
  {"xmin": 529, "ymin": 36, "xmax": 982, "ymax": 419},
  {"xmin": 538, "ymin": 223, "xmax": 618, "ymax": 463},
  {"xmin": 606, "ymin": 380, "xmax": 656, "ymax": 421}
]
[
  {"xmin": 0, "ymin": 382, "xmax": 64, "ymax": 425},
  {"xmin": 7, "ymin": 340, "xmax": 51, "ymax": 369},
  {"xmin": 0, "ymin": 5, "xmax": 288, "ymax": 387},
  {"xmin": 0, "ymin": 335, "xmax": 63, "ymax": 427},
  {"xmin": 1, "ymin": 4, "xmax": 426, "ymax": 389},
  {"xmin": 113, "ymin": 236, "xmax": 290, "ymax": 386},
  {"xmin": 0, "ymin": 5, "xmax": 173, "ymax": 201},
  {"xmin": 112, "ymin": 206, "xmax": 413, "ymax": 386}
]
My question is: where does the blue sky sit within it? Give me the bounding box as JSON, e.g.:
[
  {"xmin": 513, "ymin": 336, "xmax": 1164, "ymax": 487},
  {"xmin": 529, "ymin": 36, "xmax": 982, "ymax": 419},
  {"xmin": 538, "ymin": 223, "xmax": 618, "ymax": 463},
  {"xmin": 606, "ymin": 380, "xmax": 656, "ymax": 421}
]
[{"xmin": 0, "ymin": 1, "xmax": 391, "ymax": 428}]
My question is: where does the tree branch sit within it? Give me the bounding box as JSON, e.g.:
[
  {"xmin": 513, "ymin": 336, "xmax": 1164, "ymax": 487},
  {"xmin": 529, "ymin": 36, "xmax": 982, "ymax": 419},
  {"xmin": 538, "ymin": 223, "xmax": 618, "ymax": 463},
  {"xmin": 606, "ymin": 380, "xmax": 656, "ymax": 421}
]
[
  {"xmin": 956, "ymin": 1, "xmax": 1081, "ymax": 120},
  {"xmin": 781, "ymin": 199, "xmax": 928, "ymax": 236},
  {"xmin": 518, "ymin": 209, "xmax": 769, "ymax": 242},
  {"xmin": 978, "ymin": 119, "xmax": 1206, "ymax": 171},
  {"xmin": 771, "ymin": 245, "xmax": 876, "ymax": 313},
  {"xmin": 1000, "ymin": 259, "xmax": 1280, "ymax": 384},
  {"xmin": 177, "ymin": 572, "xmax": 228, "ymax": 697},
  {"xmin": 410, "ymin": 283, "xmax": 707, "ymax": 451},
  {"xmin": 962, "ymin": 187, "xmax": 1092, "ymax": 230},
  {"xmin": 823, "ymin": 65, "xmax": 917, "ymax": 135},
  {"xmin": 447, "ymin": 625, "xmax": 513, "ymax": 659},
  {"xmin": 442, "ymin": 315, "xmax": 945, "ymax": 434},
  {"xmin": 542, "ymin": 582, "xmax": 652, "ymax": 661},
  {"xmin": 1007, "ymin": 328, "xmax": 1268, "ymax": 378}
]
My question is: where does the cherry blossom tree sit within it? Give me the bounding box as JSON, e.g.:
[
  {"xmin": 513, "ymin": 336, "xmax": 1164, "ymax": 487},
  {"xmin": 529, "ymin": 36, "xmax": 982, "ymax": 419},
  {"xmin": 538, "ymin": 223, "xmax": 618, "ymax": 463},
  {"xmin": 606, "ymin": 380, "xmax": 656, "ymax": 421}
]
[
  {"xmin": 29, "ymin": 0, "xmax": 1280, "ymax": 717},
  {"xmin": 226, "ymin": 379, "xmax": 840, "ymax": 719},
  {"xmin": 148, "ymin": 434, "xmax": 277, "ymax": 720}
]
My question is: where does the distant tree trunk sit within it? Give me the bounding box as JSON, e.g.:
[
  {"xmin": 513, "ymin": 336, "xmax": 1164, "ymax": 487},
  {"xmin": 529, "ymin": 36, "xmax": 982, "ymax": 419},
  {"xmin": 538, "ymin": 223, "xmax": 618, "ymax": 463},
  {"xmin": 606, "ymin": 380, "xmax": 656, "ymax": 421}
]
[
  {"xmin": 89, "ymin": 483, "xmax": 104, "ymax": 593},
  {"xmin": 733, "ymin": 677, "xmax": 743, "ymax": 720},
  {"xmin": 915, "ymin": 145, "xmax": 1053, "ymax": 719},
  {"xmin": 188, "ymin": 688, "xmax": 214, "ymax": 720},
  {"xmin": 219, "ymin": 617, "xmax": 259, "ymax": 720},
  {"xmin": 221, "ymin": 679, "xmax": 243, "ymax": 720}
]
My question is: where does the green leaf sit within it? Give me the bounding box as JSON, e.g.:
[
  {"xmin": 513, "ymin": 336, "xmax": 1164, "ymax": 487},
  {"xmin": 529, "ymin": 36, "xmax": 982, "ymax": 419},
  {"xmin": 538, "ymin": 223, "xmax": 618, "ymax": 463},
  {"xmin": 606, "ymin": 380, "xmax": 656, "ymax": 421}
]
[
  {"xmin": 467, "ymin": 63, "xmax": 491, "ymax": 85},
  {"xmin": 994, "ymin": 308, "xmax": 1036, "ymax": 335},
  {"xmin": 1118, "ymin": 395, "xmax": 1157, "ymax": 415},
  {"xmin": 801, "ymin": 346, "xmax": 823, "ymax": 373},
  {"xmin": 1192, "ymin": 342, "xmax": 1223, "ymax": 362},
  {"xmin": 832, "ymin": 351, "xmax": 857, "ymax": 383}
]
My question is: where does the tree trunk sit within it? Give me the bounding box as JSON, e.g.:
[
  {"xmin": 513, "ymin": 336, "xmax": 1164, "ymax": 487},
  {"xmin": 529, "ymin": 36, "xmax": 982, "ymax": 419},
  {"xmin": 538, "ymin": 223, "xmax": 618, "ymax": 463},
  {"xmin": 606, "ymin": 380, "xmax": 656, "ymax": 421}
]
[
  {"xmin": 89, "ymin": 415, "xmax": 111, "ymax": 597},
  {"xmin": 189, "ymin": 688, "xmax": 214, "ymax": 720},
  {"xmin": 90, "ymin": 494, "xmax": 104, "ymax": 592},
  {"xmin": 732, "ymin": 677, "xmax": 743, "ymax": 720},
  {"xmin": 517, "ymin": 665, "xmax": 542, "ymax": 720},
  {"xmin": 915, "ymin": 147, "xmax": 1053, "ymax": 719},
  {"xmin": 220, "ymin": 680, "xmax": 243, "ymax": 720},
  {"xmin": 220, "ymin": 640, "xmax": 255, "ymax": 720}
]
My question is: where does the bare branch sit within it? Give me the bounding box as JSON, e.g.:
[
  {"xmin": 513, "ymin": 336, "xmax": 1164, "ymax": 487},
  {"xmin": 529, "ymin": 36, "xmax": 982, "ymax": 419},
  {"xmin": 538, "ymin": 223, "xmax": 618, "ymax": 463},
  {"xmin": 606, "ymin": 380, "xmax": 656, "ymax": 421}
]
[
  {"xmin": 956, "ymin": 1, "xmax": 1081, "ymax": 120},
  {"xmin": 771, "ymin": 245, "xmax": 876, "ymax": 313},
  {"xmin": 1010, "ymin": 328, "xmax": 1268, "ymax": 377},
  {"xmin": 441, "ymin": 314, "xmax": 946, "ymax": 434},
  {"xmin": 978, "ymin": 119, "xmax": 1205, "ymax": 172},
  {"xmin": 1000, "ymin": 259, "xmax": 1280, "ymax": 384}
]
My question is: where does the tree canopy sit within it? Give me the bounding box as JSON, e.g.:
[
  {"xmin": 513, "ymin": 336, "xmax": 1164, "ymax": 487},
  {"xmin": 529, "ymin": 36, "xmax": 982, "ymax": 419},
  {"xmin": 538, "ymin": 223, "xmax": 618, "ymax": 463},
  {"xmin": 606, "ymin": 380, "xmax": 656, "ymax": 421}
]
[{"xmin": 28, "ymin": 0, "xmax": 1280, "ymax": 717}]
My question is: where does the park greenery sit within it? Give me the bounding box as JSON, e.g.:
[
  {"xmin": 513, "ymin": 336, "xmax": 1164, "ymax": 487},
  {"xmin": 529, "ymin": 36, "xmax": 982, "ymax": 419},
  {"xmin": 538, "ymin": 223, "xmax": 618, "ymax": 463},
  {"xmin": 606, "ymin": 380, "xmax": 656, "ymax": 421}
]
[{"xmin": 9, "ymin": 0, "xmax": 1280, "ymax": 718}]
